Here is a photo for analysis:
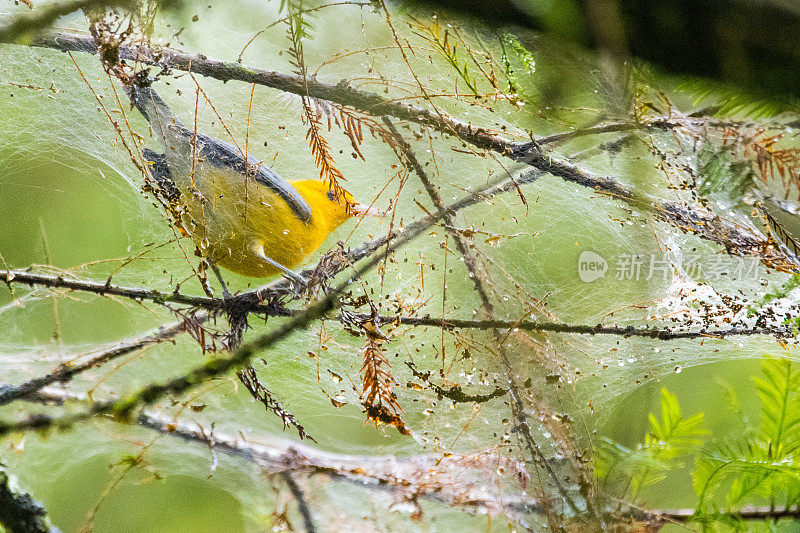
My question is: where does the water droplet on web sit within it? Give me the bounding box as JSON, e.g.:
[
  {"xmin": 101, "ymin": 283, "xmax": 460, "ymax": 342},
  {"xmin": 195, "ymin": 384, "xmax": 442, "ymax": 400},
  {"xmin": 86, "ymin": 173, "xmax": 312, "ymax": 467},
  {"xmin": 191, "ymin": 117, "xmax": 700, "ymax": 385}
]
[{"xmin": 674, "ymin": 365, "xmax": 682, "ymax": 373}]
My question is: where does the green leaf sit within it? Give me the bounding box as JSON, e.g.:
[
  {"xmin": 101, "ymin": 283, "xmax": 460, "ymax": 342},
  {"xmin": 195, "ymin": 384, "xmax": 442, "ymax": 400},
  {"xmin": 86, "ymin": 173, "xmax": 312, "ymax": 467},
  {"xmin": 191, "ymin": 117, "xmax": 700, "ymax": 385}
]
[
  {"xmin": 678, "ymin": 77, "xmax": 798, "ymax": 119},
  {"xmin": 753, "ymin": 357, "xmax": 800, "ymax": 458},
  {"xmin": 648, "ymin": 388, "xmax": 708, "ymax": 460}
]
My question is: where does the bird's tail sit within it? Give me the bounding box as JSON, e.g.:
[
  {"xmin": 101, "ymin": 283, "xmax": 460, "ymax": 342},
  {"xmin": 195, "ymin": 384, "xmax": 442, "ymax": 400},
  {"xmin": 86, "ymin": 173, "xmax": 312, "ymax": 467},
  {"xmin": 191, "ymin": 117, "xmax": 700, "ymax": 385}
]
[{"xmin": 125, "ymin": 83, "xmax": 183, "ymax": 150}]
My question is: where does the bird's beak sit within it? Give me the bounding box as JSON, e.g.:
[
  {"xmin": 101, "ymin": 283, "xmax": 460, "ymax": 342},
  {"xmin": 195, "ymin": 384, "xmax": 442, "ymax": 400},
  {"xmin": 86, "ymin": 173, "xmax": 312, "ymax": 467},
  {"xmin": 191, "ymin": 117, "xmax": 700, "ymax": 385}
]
[{"xmin": 350, "ymin": 203, "xmax": 385, "ymax": 218}]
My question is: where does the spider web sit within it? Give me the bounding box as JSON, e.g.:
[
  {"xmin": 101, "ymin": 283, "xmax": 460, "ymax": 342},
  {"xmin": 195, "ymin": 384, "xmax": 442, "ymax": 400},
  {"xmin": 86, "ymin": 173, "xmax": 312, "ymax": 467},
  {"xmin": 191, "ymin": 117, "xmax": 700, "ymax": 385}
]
[{"xmin": 0, "ymin": 0, "xmax": 797, "ymax": 530}]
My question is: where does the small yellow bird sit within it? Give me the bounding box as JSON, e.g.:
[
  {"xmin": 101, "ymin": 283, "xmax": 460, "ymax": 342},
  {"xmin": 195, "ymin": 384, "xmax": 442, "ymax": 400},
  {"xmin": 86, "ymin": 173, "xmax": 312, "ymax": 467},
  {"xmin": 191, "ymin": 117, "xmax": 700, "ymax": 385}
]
[{"xmin": 127, "ymin": 81, "xmax": 375, "ymax": 289}]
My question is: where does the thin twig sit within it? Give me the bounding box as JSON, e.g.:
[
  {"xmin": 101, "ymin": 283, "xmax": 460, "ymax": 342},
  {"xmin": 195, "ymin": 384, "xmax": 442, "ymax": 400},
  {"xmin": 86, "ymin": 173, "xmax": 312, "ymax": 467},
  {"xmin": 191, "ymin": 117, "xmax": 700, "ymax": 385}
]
[
  {"xmin": 280, "ymin": 472, "xmax": 317, "ymax": 533},
  {"xmin": 367, "ymin": 314, "xmax": 795, "ymax": 340}
]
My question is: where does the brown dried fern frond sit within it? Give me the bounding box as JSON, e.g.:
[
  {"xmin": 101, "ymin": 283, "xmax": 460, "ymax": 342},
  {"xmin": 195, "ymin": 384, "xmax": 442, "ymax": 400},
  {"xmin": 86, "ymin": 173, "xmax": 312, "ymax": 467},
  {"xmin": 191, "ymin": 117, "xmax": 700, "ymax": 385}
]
[
  {"xmin": 301, "ymin": 97, "xmax": 348, "ymax": 202},
  {"xmin": 237, "ymin": 363, "xmax": 315, "ymax": 441},
  {"xmin": 284, "ymin": 3, "xmax": 348, "ymax": 205},
  {"xmin": 746, "ymin": 133, "xmax": 800, "ymax": 190},
  {"xmin": 360, "ymin": 337, "xmax": 409, "ymax": 435},
  {"xmin": 311, "ymin": 100, "xmax": 405, "ymax": 164},
  {"xmin": 334, "ymin": 104, "xmax": 403, "ymax": 161}
]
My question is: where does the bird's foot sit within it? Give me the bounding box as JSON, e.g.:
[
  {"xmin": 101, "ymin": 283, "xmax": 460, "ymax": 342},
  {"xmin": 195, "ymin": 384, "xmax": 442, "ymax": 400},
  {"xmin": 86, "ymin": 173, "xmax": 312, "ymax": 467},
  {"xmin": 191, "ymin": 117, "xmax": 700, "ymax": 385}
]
[{"xmin": 209, "ymin": 262, "xmax": 234, "ymax": 301}]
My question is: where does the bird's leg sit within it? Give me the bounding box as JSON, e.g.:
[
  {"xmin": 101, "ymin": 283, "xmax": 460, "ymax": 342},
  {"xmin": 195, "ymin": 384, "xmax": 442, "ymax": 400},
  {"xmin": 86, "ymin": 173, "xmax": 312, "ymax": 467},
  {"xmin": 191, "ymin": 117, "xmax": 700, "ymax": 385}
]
[
  {"xmin": 251, "ymin": 242, "xmax": 307, "ymax": 297},
  {"xmin": 209, "ymin": 260, "xmax": 233, "ymax": 299}
]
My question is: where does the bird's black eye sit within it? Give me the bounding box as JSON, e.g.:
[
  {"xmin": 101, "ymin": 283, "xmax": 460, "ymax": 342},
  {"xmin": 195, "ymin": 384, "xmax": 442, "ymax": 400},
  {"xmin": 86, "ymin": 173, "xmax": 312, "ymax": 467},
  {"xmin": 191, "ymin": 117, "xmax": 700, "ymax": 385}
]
[{"xmin": 327, "ymin": 190, "xmax": 336, "ymax": 201}]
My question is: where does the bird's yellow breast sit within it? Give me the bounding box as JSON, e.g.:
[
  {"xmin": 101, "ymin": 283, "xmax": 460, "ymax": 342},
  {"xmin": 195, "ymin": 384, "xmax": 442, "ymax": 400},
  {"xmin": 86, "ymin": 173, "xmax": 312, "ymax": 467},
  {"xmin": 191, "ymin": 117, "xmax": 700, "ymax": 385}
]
[{"xmin": 178, "ymin": 165, "xmax": 349, "ymax": 278}]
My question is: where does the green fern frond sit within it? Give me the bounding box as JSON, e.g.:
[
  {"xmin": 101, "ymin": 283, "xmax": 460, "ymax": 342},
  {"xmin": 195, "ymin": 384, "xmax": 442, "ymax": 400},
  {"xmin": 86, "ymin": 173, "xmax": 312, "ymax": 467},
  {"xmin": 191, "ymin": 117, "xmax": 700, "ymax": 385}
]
[
  {"xmin": 594, "ymin": 437, "xmax": 667, "ymax": 494},
  {"xmin": 678, "ymin": 78, "xmax": 798, "ymax": 119},
  {"xmin": 596, "ymin": 388, "xmax": 706, "ymax": 498},
  {"xmin": 498, "ymin": 32, "xmax": 535, "ymax": 101},
  {"xmin": 753, "ymin": 357, "xmax": 800, "ymax": 458},
  {"xmin": 281, "ymin": 0, "xmax": 316, "ymax": 42},
  {"xmin": 693, "ymin": 359, "xmax": 800, "ymax": 515},
  {"xmin": 647, "ymin": 388, "xmax": 709, "ymax": 460},
  {"xmin": 694, "ymin": 442, "xmax": 800, "ymax": 512}
]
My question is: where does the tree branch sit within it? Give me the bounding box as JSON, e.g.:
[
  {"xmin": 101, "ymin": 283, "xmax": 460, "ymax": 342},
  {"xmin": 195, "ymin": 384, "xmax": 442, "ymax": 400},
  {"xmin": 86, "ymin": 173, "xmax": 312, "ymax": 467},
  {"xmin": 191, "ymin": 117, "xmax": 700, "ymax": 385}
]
[
  {"xmin": 0, "ymin": 470, "xmax": 59, "ymax": 533},
  {"xmin": 370, "ymin": 314, "xmax": 793, "ymax": 340},
  {"xmin": 12, "ymin": 33, "xmax": 780, "ymax": 264},
  {"xmin": 0, "ymin": 0, "xmax": 132, "ymax": 43},
  {"xmin": 0, "ymin": 270, "xmax": 225, "ymax": 310},
  {"xmin": 0, "ymin": 320, "xmax": 188, "ymax": 407},
  {"xmin": 30, "ymin": 388, "xmax": 542, "ymax": 519}
]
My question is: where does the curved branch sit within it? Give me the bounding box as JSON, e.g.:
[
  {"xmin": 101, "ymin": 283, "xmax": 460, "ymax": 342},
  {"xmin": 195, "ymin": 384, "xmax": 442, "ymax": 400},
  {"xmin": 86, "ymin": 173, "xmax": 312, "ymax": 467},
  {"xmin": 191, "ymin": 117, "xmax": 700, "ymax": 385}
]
[
  {"xmin": 0, "ymin": 0, "xmax": 132, "ymax": 43},
  {"xmin": 0, "ymin": 320, "xmax": 188, "ymax": 407}
]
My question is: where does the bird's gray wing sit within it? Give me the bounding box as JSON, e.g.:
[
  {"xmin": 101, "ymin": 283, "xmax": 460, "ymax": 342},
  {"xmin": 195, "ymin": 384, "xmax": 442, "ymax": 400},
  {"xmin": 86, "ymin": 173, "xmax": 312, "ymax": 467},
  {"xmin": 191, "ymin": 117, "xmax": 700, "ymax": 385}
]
[{"xmin": 193, "ymin": 132, "xmax": 312, "ymax": 223}]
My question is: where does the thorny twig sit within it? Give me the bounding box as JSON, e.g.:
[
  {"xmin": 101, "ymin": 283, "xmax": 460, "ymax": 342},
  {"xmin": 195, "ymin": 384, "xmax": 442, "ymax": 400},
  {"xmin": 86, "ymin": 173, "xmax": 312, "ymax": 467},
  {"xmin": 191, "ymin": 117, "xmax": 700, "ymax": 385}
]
[{"xmin": 237, "ymin": 364, "xmax": 314, "ymax": 441}]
